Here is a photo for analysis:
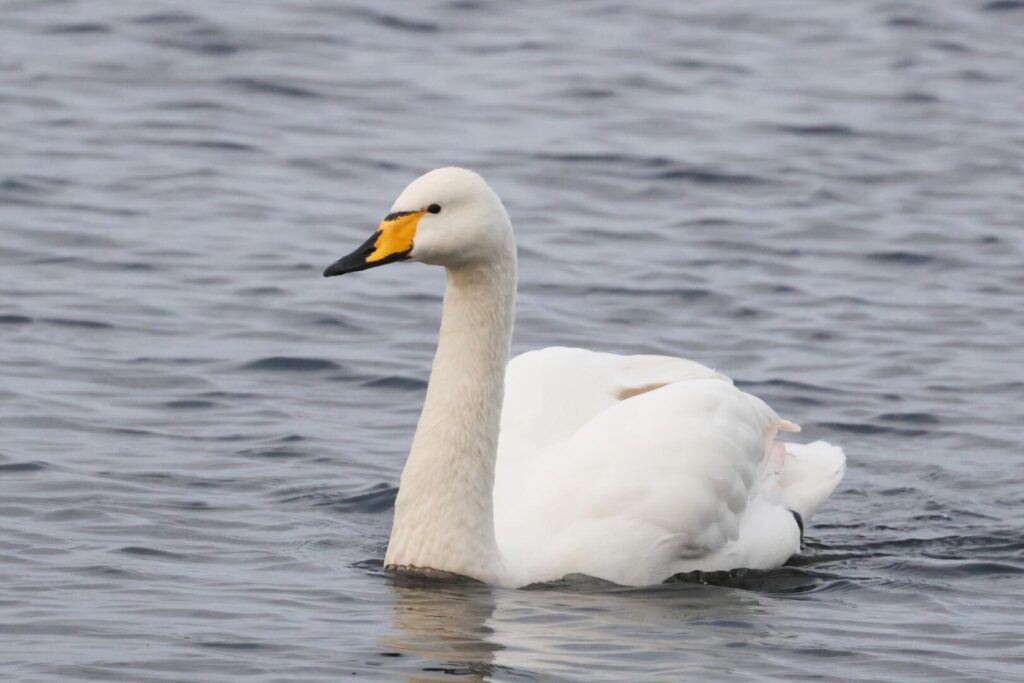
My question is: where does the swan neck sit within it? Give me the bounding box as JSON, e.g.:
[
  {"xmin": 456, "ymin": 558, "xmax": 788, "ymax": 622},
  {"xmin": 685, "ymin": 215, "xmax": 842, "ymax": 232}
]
[{"xmin": 385, "ymin": 257, "xmax": 516, "ymax": 585}]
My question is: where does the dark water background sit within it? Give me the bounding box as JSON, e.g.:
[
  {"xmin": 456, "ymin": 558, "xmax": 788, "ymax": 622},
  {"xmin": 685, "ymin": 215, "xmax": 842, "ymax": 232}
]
[{"xmin": 2, "ymin": 1, "xmax": 1023, "ymax": 681}]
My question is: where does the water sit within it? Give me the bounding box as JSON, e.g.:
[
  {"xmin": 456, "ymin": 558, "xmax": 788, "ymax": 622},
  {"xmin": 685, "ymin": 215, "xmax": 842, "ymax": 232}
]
[{"xmin": 2, "ymin": 0, "xmax": 1023, "ymax": 680}]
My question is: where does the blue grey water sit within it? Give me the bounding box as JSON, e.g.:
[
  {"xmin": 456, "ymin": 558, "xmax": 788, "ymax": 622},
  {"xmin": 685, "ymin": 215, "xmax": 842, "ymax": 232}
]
[{"xmin": 2, "ymin": 0, "xmax": 1023, "ymax": 680}]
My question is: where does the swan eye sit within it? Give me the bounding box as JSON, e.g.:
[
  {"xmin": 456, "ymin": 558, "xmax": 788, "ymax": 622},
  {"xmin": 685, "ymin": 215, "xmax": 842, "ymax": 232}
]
[{"xmin": 427, "ymin": 204, "xmax": 442, "ymax": 214}]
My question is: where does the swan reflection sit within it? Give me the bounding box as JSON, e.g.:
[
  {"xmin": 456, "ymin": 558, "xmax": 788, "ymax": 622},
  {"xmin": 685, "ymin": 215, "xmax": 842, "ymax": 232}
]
[{"xmin": 382, "ymin": 572, "xmax": 780, "ymax": 682}]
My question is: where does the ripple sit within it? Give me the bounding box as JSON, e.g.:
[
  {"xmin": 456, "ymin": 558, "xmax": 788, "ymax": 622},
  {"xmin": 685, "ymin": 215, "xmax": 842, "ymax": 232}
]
[
  {"xmin": 133, "ymin": 11, "xmax": 243, "ymax": 57},
  {"xmin": 886, "ymin": 16, "xmax": 932, "ymax": 29},
  {"xmin": 583, "ymin": 286, "xmax": 718, "ymax": 301},
  {"xmin": 131, "ymin": 10, "xmax": 200, "ymax": 25},
  {"xmin": 117, "ymin": 546, "xmax": 190, "ymax": 561},
  {"xmin": 653, "ymin": 168, "xmax": 767, "ymax": 185},
  {"xmin": 818, "ymin": 421, "xmax": 928, "ymax": 437},
  {"xmin": 882, "ymin": 558, "xmax": 1024, "ymax": 578},
  {"xmin": 78, "ymin": 564, "xmax": 145, "ymax": 579},
  {"xmin": 280, "ymin": 483, "xmax": 398, "ymax": 514},
  {"xmin": 235, "ymin": 445, "xmax": 310, "ymax": 460},
  {"xmin": 242, "ymin": 356, "xmax": 342, "ymax": 372},
  {"xmin": 222, "ymin": 77, "xmax": 322, "ymax": 99},
  {"xmin": 0, "ymin": 174, "xmax": 68, "ymax": 195},
  {"xmin": 0, "ymin": 461, "xmax": 50, "ymax": 474},
  {"xmin": 363, "ymin": 375, "xmax": 428, "ymax": 390},
  {"xmin": 774, "ymin": 123, "xmax": 859, "ymax": 137},
  {"xmin": 321, "ymin": 484, "xmax": 398, "ymax": 513},
  {"xmin": 162, "ymin": 399, "xmax": 218, "ymax": 410},
  {"xmin": 866, "ymin": 251, "xmax": 939, "ymax": 266},
  {"xmin": 163, "ymin": 138, "xmax": 260, "ymax": 152},
  {"xmin": 42, "ymin": 317, "xmax": 115, "ymax": 330},
  {"xmin": 352, "ymin": 8, "xmax": 441, "ymax": 33},
  {"xmin": 196, "ymin": 640, "xmax": 269, "ymax": 651},
  {"xmin": 43, "ymin": 22, "xmax": 112, "ymax": 34},
  {"xmin": 532, "ymin": 152, "xmax": 767, "ymax": 185},
  {"xmin": 982, "ymin": 0, "xmax": 1024, "ymax": 10},
  {"xmin": 877, "ymin": 412, "xmax": 940, "ymax": 425}
]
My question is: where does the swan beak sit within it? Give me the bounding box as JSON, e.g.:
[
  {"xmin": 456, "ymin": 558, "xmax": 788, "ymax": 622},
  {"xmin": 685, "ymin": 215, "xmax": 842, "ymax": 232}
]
[{"xmin": 323, "ymin": 210, "xmax": 426, "ymax": 277}]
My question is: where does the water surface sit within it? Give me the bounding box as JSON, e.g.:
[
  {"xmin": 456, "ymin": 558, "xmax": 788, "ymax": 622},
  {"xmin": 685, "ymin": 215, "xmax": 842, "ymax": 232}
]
[{"xmin": 2, "ymin": 1, "xmax": 1023, "ymax": 680}]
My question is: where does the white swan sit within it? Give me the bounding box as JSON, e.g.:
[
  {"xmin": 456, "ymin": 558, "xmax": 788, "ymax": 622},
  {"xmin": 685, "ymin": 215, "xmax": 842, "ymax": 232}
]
[{"xmin": 323, "ymin": 167, "xmax": 845, "ymax": 588}]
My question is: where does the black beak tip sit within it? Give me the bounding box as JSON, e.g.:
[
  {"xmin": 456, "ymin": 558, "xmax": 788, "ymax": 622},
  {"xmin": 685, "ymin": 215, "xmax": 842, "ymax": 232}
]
[
  {"xmin": 323, "ymin": 250, "xmax": 410, "ymax": 279},
  {"xmin": 324, "ymin": 231, "xmax": 383, "ymax": 278},
  {"xmin": 323, "ymin": 256, "xmax": 360, "ymax": 277}
]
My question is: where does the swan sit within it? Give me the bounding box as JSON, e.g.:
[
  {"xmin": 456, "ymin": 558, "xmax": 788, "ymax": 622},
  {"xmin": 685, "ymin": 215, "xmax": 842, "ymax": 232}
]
[{"xmin": 323, "ymin": 167, "xmax": 845, "ymax": 588}]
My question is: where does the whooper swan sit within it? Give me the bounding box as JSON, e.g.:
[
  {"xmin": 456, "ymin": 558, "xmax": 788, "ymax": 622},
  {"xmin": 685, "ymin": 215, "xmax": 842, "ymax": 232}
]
[{"xmin": 323, "ymin": 167, "xmax": 845, "ymax": 588}]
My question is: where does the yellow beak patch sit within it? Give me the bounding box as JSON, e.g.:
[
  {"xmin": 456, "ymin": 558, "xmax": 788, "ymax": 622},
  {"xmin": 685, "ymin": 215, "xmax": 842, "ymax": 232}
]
[{"xmin": 367, "ymin": 210, "xmax": 426, "ymax": 263}]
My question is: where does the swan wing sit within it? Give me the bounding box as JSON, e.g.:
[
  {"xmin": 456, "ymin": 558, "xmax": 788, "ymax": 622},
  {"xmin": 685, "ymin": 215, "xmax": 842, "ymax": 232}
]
[
  {"xmin": 495, "ymin": 347, "xmax": 730, "ymax": 528},
  {"xmin": 499, "ymin": 346, "xmax": 728, "ymax": 458},
  {"xmin": 496, "ymin": 369, "xmax": 815, "ymax": 586}
]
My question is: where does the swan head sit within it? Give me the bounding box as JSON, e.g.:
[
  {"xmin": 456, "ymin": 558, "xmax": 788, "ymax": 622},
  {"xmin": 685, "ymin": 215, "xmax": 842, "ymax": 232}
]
[{"xmin": 323, "ymin": 167, "xmax": 513, "ymax": 276}]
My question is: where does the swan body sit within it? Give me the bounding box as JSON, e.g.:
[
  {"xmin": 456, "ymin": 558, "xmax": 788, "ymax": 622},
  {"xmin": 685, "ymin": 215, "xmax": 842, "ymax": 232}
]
[{"xmin": 323, "ymin": 167, "xmax": 845, "ymax": 588}]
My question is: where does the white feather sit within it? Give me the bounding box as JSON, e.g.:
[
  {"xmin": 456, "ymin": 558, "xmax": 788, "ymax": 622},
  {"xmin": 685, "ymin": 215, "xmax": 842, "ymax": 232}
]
[{"xmin": 494, "ymin": 348, "xmax": 844, "ymax": 585}]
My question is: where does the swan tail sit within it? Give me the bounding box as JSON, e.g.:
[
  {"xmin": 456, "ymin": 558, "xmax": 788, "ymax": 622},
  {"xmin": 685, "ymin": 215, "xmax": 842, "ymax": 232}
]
[{"xmin": 778, "ymin": 441, "xmax": 846, "ymax": 524}]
